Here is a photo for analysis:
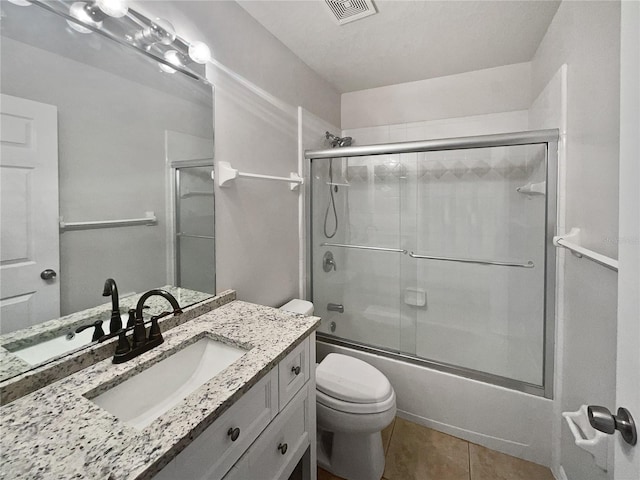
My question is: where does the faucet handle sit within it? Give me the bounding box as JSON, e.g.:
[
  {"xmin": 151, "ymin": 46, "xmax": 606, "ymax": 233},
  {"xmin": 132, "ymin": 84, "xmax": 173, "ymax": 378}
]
[
  {"xmin": 126, "ymin": 309, "xmax": 136, "ymax": 329},
  {"xmin": 114, "ymin": 330, "xmax": 131, "ymax": 357},
  {"xmin": 148, "ymin": 315, "xmax": 163, "ymax": 342},
  {"xmin": 75, "ymin": 320, "xmax": 106, "ymax": 342}
]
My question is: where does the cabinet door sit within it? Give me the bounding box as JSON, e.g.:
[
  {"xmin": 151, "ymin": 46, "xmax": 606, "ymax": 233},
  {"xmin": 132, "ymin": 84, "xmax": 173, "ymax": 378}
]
[
  {"xmin": 172, "ymin": 369, "xmax": 278, "ymax": 479},
  {"xmin": 279, "ymin": 338, "xmax": 310, "ymax": 410},
  {"xmin": 248, "ymin": 385, "xmax": 310, "ymax": 480}
]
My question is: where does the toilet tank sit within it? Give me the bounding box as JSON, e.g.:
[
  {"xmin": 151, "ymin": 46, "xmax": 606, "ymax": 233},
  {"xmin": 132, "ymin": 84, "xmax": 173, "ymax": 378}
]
[{"xmin": 279, "ymin": 299, "xmax": 314, "ymax": 316}]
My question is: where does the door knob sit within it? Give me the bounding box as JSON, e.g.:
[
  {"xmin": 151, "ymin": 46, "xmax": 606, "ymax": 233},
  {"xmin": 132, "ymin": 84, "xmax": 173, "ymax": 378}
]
[
  {"xmin": 40, "ymin": 269, "xmax": 57, "ymax": 280},
  {"xmin": 588, "ymin": 405, "xmax": 637, "ymax": 445}
]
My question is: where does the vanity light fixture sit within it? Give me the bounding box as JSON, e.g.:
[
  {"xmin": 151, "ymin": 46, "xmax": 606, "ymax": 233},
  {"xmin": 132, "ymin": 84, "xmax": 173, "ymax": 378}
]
[
  {"xmin": 159, "ymin": 50, "xmax": 183, "ymax": 74},
  {"xmin": 133, "ymin": 17, "xmax": 177, "ymax": 49},
  {"xmin": 26, "ymin": 0, "xmax": 212, "ymax": 82},
  {"xmin": 68, "ymin": 2, "xmax": 102, "ymax": 34},
  {"xmin": 67, "ymin": 0, "xmax": 128, "ymax": 33},
  {"xmin": 188, "ymin": 41, "xmax": 211, "ymax": 64},
  {"xmin": 95, "ymin": 0, "xmax": 128, "ymax": 18}
]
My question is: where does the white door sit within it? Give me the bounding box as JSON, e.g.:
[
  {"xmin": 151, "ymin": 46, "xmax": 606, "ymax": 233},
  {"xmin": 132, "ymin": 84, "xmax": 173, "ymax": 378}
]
[
  {"xmin": 0, "ymin": 94, "xmax": 60, "ymax": 334},
  {"xmin": 614, "ymin": 2, "xmax": 639, "ymax": 478}
]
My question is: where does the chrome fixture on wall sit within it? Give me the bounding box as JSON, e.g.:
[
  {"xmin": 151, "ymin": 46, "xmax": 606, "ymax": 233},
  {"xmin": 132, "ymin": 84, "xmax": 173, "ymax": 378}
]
[
  {"xmin": 13, "ymin": 0, "xmax": 211, "ymax": 82},
  {"xmin": 323, "ymin": 251, "xmax": 337, "ymax": 272},
  {"xmin": 322, "ymin": 131, "xmax": 353, "ymax": 239},
  {"xmin": 326, "ymin": 131, "xmax": 353, "ymax": 148}
]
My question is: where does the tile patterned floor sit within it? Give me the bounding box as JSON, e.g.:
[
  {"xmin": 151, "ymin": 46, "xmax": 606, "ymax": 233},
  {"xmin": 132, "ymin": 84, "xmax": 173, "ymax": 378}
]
[{"xmin": 318, "ymin": 417, "xmax": 555, "ymax": 480}]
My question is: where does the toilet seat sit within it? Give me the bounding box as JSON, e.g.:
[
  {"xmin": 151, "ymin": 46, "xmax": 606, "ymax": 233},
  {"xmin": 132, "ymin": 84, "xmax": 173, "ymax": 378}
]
[
  {"xmin": 316, "ymin": 353, "xmax": 392, "ymax": 404},
  {"xmin": 317, "ymin": 387, "xmax": 396, "ymax": 414}
]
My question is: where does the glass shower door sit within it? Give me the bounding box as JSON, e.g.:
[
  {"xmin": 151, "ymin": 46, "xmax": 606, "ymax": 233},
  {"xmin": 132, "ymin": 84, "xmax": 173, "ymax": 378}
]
[
  {"xmin": 311, "ymin": 155, "xmax": 403, "ymax": 352},
  {"xmin": 175, "ymin": 165, "xmax": 215, "ymax": 294},
  {"xmin": 400, "ymin": 144, "xmax": 548, "ymax": 386}
]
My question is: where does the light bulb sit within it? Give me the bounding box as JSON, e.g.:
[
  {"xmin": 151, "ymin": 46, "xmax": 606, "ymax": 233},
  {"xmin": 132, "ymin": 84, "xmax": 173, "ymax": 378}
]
[
  {"xmin": 7, "ymin": 0, "xmax": 32, "ymax": 6},
  {"xmin": 188, "ymin": 41, "xmax": 211, "ymax": 64},
  {"xmin": 96, "ymin": 0, "xmax": 128, "ymax": 18},
  {"xmin": 67, "ymin": 2, "xmax": 102, "ymax": 34},
  {"xmin": 159, "ymin": 50, "xmax": 182, "ymax": 74}
]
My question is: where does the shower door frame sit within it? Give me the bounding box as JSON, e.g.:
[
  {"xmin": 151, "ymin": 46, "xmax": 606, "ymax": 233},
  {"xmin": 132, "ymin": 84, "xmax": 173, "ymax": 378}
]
[
  {"xmin": 172, "ymin": 160, "xmax": 216, "ymax": 292},
  {"xmin": 306, "ymin": 129, "xmax": 559, "ymax": 399}
]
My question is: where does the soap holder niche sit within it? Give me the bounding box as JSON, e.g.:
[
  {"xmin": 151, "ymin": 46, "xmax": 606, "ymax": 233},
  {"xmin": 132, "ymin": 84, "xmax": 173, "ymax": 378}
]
[
  {"xmin": 562, "ymin": 405, "xmax": 609, "ymax": 471},
  {"xmin": 404, "ymin": 287, "xmax": 426, "ymax": 307}
]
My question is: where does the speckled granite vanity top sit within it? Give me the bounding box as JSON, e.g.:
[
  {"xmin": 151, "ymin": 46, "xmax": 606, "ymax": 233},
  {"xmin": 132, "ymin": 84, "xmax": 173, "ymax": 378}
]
[
  {"xmin": 0, "ymin": 286, "xmax": 214, "ymax": 381},
  {"xmin": 0, "ymin": 301, "xmax": 320, "ymax": 480},
  {"xmin": 0, "ymin": 290, "xmax": 236, "ymax": 404}
]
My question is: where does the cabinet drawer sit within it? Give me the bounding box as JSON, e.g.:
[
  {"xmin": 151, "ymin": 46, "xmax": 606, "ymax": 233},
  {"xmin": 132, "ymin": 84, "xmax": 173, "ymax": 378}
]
[
  {"xmin": 278, "ymin": 338, "xmax": 309, "ymax": 410},
  {"xmin": 172, "ymin": 369, "xmax": 278, "ymax": 480},
  {"xmin": 221, "ymin": 453, "xmax": 249, "ymax": 480},
  {"xmin": 248, "ymin": 384, "xmax": 310, "ymax": 480}
]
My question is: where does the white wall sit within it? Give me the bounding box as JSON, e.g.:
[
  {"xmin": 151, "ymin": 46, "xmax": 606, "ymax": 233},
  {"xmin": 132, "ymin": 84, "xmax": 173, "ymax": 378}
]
[
  {"xmin": 132, "ymin": 1, "xmax": 341, "ymax": 305},
  {"xmin": 341, "ymin": 62, "xmax": 532, "ymax": 129},
  {"xmin": 531, "ymin": 2, "xmax": 621, "ymax": 479}
]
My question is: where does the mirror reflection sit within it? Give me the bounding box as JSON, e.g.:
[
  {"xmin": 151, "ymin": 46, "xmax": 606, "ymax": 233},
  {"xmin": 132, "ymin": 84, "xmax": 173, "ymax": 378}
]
[{"xmin": 0, "ymin": 1, "xmax": 216, "ymax": 378}]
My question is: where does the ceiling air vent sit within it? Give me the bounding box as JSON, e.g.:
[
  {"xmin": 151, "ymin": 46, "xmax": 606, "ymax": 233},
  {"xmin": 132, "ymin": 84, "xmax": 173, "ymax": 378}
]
[{"xmin": 324, "ymin": 0, "xmax": 377, "ymax": 26}]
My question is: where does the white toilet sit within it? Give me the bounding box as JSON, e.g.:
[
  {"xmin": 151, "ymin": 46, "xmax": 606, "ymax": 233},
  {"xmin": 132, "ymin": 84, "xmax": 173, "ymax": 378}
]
[{"xmin": 279, "ymin": 300, "xmax": 397, "ymax": 480}]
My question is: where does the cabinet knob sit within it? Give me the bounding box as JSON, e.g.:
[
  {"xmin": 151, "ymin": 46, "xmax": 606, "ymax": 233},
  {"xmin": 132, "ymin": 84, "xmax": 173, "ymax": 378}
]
[
  {"xmin": 291, "ymin": 365, "xmax": 301, "ymax": 375},
  {"xmin": 278, "ymin": 442, "xmax": 288, "ymax": 455},
  {"xmin": 227, "ymin": 427, "xmax": 240, "ymax": 442}
]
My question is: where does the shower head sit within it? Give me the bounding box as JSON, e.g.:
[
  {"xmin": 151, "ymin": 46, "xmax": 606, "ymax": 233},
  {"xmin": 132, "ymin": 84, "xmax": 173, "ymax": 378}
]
[
  {"xmin": 326, "ymin": 131, "xmax": 353, "ymax": 148},
  {"xmin": 338, "ymin": 136, "xmax": 352, "ymax": 147}
]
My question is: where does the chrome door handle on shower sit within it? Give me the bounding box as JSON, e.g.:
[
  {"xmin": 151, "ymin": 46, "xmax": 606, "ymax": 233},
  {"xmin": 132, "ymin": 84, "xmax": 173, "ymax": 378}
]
[{"xmin": 327, "ymin": 303, "xmax": 344, "ymax": 313}]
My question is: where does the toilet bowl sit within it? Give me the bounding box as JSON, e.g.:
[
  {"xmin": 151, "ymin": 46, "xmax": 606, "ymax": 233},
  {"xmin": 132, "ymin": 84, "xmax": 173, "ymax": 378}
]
[
  {"xmin": 315, "ymin": 353, "xmax": 396, "ymax": 480},
  {"xmin": 279, "ymin": 301, "xmax": 396, "ymax": 480}
]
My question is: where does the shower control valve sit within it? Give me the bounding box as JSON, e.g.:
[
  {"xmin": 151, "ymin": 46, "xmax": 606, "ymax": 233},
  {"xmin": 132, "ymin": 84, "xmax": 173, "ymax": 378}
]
[{"xmin": 323, "ymin": 251, "xmax": 337, "ymax": 272}]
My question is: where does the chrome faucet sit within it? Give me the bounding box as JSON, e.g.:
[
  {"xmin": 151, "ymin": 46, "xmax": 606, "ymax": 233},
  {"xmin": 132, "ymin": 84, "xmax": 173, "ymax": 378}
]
[{"xmin": 102, "ymin": 278, "xmax": 121, "ymax": 334}]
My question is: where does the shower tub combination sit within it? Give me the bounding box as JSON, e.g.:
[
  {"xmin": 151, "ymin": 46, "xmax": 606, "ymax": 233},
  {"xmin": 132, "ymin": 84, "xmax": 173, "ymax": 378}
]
[{"xmin": 306, "ymin": 130, "xmax": 559, "ymax": 465}]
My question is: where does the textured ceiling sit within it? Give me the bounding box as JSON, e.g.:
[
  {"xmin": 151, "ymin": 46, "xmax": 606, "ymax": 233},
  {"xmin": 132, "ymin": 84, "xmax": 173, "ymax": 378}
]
[{"xmin": 237, "ymin": 0, "xmax": 561, "ymax": 93}]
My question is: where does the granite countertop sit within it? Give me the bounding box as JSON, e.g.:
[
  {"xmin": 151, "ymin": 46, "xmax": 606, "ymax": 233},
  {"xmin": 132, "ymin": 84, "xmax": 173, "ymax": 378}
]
[
  {"xmin": 0, "ymin": 285, "xmax": 214, "ymax": 376},
  {"xmin": 0, "ymin": 290, "xmax": 236, "ymax": 405},
  {"xmin": 0, "ymin": 300, "xmax": 320, "ymax": 480}
]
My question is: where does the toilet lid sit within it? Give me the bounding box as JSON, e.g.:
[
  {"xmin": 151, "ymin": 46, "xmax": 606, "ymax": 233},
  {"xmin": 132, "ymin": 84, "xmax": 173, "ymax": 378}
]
[{"xmin": 316, "ymin": 354, "xmax": 392, "ymax": 404}]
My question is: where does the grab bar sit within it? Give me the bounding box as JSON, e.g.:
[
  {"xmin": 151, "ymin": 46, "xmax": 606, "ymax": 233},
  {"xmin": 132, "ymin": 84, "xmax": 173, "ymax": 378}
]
[
  {"xmin": 320, "ymin": 242, "xmax": 407, "ymax": 254},
  {"xmin": 553, "ymin": 228, "xmax": 618, "ymax": 271},
  {"xmin": 59, "ymin": 211, "xmax": 157, "ymax": 232},
  {"xmin": 409, "ymin": 252, "xmax": 534, "ymax": 268}
]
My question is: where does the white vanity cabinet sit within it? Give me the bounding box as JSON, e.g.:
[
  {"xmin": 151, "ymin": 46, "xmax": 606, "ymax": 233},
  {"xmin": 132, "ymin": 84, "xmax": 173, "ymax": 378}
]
[{"xmin": 154, "ymin": 334, "xmax": 314, "ymax": 480}]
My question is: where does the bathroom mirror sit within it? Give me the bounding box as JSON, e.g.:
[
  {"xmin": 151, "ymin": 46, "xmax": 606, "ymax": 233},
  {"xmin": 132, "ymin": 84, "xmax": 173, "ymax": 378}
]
[{"xmin": 0, "ymin": 1, "xmax": 216, "ymax": 380}]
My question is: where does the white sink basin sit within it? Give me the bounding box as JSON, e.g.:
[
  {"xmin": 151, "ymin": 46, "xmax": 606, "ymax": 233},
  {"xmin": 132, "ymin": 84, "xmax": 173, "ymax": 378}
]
[
  {"xmin": 11, "ymin": 314, "xmax": 130, "ymax": 366},
  {"xmin": 89, "ymin": 337, "xmax": 248, "ymax": 429}
]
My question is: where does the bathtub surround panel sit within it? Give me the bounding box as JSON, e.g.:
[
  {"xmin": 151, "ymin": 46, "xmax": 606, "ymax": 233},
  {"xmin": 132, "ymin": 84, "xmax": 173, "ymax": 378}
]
[
  {"xmin": 341, "ymin": 63, "xmax": 532, "ymax": 130},
  {"xmin": 531, "ymin": 2, "xmax": 621, "ymax": 479},
  {"xmin": 528, "ymin": 63, "xmax": 568, "ymax": 476},
  {"xmin": 344, "ymin": 110, "xmax": 530, "ymax": 146}
]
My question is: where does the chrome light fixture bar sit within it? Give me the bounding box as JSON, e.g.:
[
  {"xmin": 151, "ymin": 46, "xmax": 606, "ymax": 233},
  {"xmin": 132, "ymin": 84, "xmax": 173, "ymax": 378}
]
[{"xmin": 19, "ymin": 0, "xmax": 211, "ymax": 83}]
